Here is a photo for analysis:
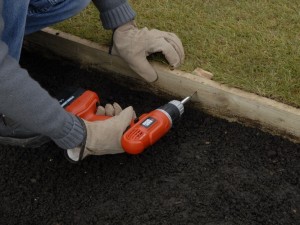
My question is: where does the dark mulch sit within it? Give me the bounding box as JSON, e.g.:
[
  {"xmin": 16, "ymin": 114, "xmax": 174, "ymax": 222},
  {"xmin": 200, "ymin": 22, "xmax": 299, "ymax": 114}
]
[{"xmin": 0, "ymin": 51, "xmax": 299, "ymax": 225}]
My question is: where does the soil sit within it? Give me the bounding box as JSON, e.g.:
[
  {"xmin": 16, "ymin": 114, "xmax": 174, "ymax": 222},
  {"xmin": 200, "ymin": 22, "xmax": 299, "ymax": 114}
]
[{"xmin": 0, "ymin": 50, "xmax": 299, "ymax": 225}]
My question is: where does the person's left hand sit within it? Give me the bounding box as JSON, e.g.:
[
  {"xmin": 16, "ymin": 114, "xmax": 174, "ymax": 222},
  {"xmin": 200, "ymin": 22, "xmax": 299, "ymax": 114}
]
[{"xmin": 111, "ymin": 20, "xmax": 185, "ymax": 83}]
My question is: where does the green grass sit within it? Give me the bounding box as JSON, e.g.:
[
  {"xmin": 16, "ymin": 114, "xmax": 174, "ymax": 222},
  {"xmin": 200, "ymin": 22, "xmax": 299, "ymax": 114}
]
[{"xmin": 53, "ymin": 0, "xmax": 300, "ymax": 107}]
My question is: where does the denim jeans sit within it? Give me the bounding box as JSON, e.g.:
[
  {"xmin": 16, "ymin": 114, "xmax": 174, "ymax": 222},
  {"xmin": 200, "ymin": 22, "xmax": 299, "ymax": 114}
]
[{"xmin": 1, "ymin": 0, "xmax": 91, "ymax": 60}]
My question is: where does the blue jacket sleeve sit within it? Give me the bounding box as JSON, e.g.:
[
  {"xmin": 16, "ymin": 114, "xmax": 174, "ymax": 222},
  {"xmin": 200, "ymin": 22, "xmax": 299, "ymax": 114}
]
[
  {"xmin": 92, "ymin": 0, "xmax": 136, "ymax": 29},
  {"xmin": 0, "ymin": 3, "xmax": 84, "ymax": 149}
]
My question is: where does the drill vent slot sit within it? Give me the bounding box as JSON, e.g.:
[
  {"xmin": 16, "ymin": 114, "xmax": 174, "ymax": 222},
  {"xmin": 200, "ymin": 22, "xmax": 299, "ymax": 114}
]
[{"xmin": 128, "ymin": 129, "xmax": 144, "ymax": 140}]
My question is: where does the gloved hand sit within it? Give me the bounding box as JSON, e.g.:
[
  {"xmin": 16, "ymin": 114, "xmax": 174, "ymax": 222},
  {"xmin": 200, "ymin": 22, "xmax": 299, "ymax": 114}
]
[
  {"xmin": 111, "ymin": 20, "xmax": 185, "ymax": 82},
  {"xmin": 66, "ymin": 103, "xmax": 135, "ymax": 162},
  {"xmin": 96, "ymin": 102, "xmax": 122, "ymax": 116}
]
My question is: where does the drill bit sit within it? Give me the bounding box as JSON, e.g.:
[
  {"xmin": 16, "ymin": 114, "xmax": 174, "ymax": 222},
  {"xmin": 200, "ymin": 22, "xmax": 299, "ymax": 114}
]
[{"xmin": 181, "ymin": 91, "xmax": 197, "ymax": 105}]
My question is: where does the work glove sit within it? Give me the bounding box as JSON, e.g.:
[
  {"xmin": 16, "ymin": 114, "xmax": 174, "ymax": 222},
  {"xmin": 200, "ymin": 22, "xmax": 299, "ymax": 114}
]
[
  {"xmin": 66, "ymin": 103, "xmax": 135, "ymax": 163},
  {"xmin": 111, "ymin": 20, "xmax": 185, "ymax": 82},
  {"xmin": 96, "ymin": 102, "xmax": 122, "ymax": 116}
]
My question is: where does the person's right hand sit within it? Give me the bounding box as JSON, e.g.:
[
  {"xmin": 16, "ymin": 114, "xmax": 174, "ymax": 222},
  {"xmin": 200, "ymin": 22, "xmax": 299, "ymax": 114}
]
[{"xmin": 66, "ymin": 103, "xmax": 135, "ymax": 162}]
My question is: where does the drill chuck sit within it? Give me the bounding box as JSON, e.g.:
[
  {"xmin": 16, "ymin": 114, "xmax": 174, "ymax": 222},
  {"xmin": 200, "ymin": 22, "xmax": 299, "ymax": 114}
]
[{"xmin": 158, "ymin": 100, "xmax": 184, "ymax": 125}]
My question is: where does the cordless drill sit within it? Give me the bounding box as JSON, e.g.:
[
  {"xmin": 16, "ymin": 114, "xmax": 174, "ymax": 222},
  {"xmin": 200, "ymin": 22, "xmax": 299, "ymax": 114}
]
[{"xmin": 58, "ymin": 88, "xmax": 193, "ymax": 154}]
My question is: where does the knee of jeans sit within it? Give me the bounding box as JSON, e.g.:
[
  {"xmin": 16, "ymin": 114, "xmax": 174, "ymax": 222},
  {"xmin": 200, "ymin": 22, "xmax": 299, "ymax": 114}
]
[
  {"xmin": 62, "ymin": 0, "xmax": 91, "ymax": 14},
  {"xmin": 28, "ymin": 0, "xmax": 91, "ymax": 15},
  {"xmin": 69, "ymin": 0, "xmax": 91, "ymax": 14}
]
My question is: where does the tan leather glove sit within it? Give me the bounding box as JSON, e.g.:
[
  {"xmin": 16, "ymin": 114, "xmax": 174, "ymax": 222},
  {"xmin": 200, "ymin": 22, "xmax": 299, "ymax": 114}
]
[
  {"xmin": 66, "ymin": 103, "xmax": 135, "ymax": 162},
  {"xmin": 96, "ymin": 102, "xmax": 122, "ymax": 116},
  {"xmin": 111, "ymin": 20, "xmax": 185, "ymax": 82}
]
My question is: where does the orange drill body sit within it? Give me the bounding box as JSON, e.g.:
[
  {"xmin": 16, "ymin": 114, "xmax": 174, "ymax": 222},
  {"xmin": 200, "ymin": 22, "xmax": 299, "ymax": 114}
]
[
  {"xmin": 61, "ymin": 88, "xmax": 110, "ymax": 121},
  {"xmin": 121, "ymin": 110, "xmax": 172, "ymax": 154}
]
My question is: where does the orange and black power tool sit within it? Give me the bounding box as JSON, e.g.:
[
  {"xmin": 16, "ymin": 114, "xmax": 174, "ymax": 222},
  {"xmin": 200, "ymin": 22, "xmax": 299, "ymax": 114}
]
[{"xmin": 58, "ymin": 88, "xmax": 194, "ymax": 154}]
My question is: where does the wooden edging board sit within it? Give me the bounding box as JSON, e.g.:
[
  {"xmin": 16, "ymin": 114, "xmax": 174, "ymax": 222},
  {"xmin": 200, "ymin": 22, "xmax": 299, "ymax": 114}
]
[{"xmin": 24, "ymin": 28, "xmax": 300, "ymax": 143}]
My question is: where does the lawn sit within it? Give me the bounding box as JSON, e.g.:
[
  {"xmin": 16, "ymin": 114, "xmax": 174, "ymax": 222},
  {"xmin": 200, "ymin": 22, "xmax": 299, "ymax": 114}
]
[{"xmin": 53, "ymin": 0, "xmax": 300, "ymax": 107}]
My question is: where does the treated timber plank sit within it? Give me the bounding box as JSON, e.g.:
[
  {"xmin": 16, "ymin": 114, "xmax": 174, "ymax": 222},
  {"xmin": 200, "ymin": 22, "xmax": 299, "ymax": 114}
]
[{"xmin": 24, "ymin": 28, "xmax": 300, "ymax": 143}]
